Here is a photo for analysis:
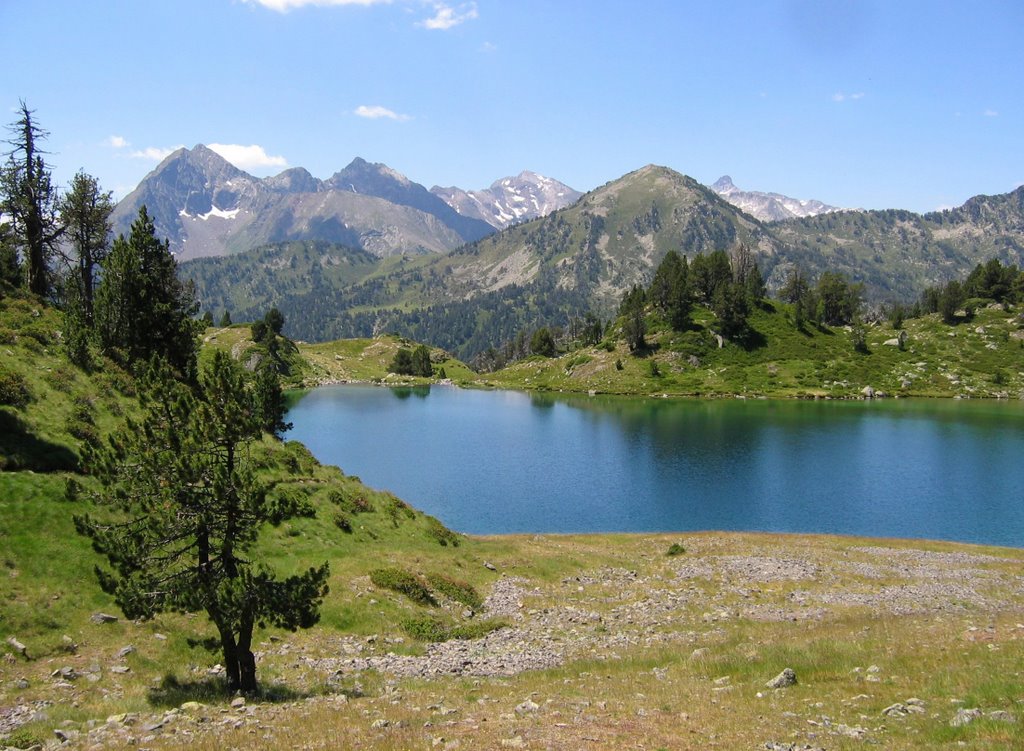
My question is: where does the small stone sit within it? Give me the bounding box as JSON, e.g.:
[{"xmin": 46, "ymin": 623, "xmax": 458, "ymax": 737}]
[
  {"xmin": 6, "ymin": 636, "xmax": 28, "ymax": 658},
  {"xmin": 61, "ymin": 635, "xmax": 77, "ymax": 653},
  {"xmin": 116, "ymin": 645, "xmax": 135, "ymax": 658},
  {"xmin": 51, "ymin": 666, "xmax": 78, "ymax": 680},
  {"xmin": 690, "ymin": 648, "xmax": 709, "ymax": 660},
  {"xmin": 90, "ymin": 612, "xmax": 119, "ymax": 624},
  {"xmin": 515, "ymin": 699, "xmax": 540, "ymax": 715},
  {"xmin": 153, "ymin": 633, "xmax": 167, "ymax": 640},
  {"xmin": 950, "ymin": 707, "xmax": 983, "ymax": 727},
  {"xmin": 484, "ymin": 562, "xmax": 497, "ymax": 572},
  {"xmin": 766, "ymin": 668, "xmax": 797, "ymax": 689},
  {"xmin": 371, "ymin": 718, "xmax": 390, "ymax": 729},
  {"xmin": 180, "ymin": 701, "xmax": 205, "ymax": 712},
  {"xmin": 230, "ymin": 696, "xmax": 246, "ymax": 708},
  {"xmin": 110, "ymin": 665, "xmax": 131, "ymax": 674},
  {"xmin": 882, "ymin": 702, "xmax": 908, "ymax": 717},
  {"xmin": 501, "ymin": 737, "xmax": 526, "ymax": 749},
  {"xmin": 988, "ymin": 710, "xmax": 1016, "ymax": 723}
]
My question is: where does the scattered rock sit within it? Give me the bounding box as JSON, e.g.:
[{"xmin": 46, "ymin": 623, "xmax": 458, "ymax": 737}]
[
  {"xmin": 230, "ymin": 696, "xmax": 246, "ymax": 709},
  {"xmin": 6, "ymin": 636, "xmax": 28, "ymax": 658},
  {"xmin": 988, "ymin": 710, "xmax": 1016, "ymax": 723},
  {"xmin": 515, "ymin": 699, "xmax": 540, "ymax": 715},
  {"xmin": 484, "ymin": 562, "xmax": 498, "ymax": 572},
  {"xmin": 861, "ymin": 386, "xmax": 875, "ymax": 399},
  {"xmin": 835, "ymin": 724, "xmax": 868, "ymax": 738},
  {"xmin": 370, "ymin": 718, "xmax": 390, "ymax": 729},
  {"xmin": 950, "ymin": 707, "xmax": 983, "ymax": 727},
  {"xmin": 116, "ymin": 645, "xmax": 135, "ymax": 659},
  {"xmin": 90, "ymin": 613, "xmax": 119, "ymax": 624},
  {"xmin": 501, "ymin": 737, "xmax": 527, "ymax": 748},
  {"xmin": 882, "ymin": 702, "xmax": 908, "ymax": 717},
  {"xmin": 766, "ymin": 668, "xmax": 797, "ymax": 689}
]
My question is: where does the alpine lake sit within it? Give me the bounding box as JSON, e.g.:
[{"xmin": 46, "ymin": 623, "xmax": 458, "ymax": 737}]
[{"xmin": 288, "ymin": 385, "xmax": 1024, "ymax": 547}]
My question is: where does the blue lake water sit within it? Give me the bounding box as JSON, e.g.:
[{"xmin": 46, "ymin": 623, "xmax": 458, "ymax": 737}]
[{"xmin": 287, "ymin": 385, "xmax": 1024, "ymax": 547}]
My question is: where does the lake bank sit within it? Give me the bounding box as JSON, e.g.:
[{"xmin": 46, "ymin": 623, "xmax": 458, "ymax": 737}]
[{"xmin": 17, "ymin": 529, "xmax": 1024, "ymax": 750}]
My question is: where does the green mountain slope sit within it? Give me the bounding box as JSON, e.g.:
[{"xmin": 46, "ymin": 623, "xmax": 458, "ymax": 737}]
[
  {"xmin": 180, "ymin": 170, "xmax": 1024, "ymax": 360},
  {"xmin": 771, "ymin": 186, "xmax": 1024, "ymax": 301}
]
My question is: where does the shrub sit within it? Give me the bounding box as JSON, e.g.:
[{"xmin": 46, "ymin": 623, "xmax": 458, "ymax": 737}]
[
  {"xmin": 369, "ymin": 567, "xmax": 436, "ymax": 606},
  {"xmin": 333, "ymin": 512, "xmax": 353, "ymax": 533},
  {"xmin": 425, "ymin": 516, "xmax": 460, "ymax": 547},
  {"xmin": 5, "ymin": 728, "xmax": 44, "ymax": 749},
  {"xmin": 0, "ymin": 366, "xmax": 31, "ymax": 407},
  {"xmin": 385, "ymin": 495, "xmax": 416, "ymax": 527},
  {"xmin": 666, "ymin": 543, "xmax": 686, "ymax": 557},
  {"xmin": 426, "ymin": 573, "xmax": 483, "ymax": 610},
  {"xmin": 401, "ymin": 615, "xmax": 509, "ymax": 643}
]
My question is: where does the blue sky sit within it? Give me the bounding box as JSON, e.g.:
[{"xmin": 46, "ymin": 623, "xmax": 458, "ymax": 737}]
[{"xmin": 1, "ymin": 0, "xmax": 1020, "ymax": 213}]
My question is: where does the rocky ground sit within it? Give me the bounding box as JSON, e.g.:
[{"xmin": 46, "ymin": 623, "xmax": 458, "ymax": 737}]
[{"xmin": 4, "ymin": 534, "xmax": 1024, "ymax": 750}]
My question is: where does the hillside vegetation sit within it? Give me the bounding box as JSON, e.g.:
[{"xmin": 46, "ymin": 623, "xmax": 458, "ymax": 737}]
[
  {"xmin": 181, "ymin": 172, "xmax": 1024, "ymax": 361},
  {"xmin": 482, "ymin": 301, "xmax": 1024, "ymax": 399},
  {"xmin": 3, "ymin": 289, "xmax": 1024, "ymax": 749}
]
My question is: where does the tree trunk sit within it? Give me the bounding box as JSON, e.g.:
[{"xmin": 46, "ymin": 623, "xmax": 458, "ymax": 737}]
[
  {"xmin": 237, "ymin": 609, "xmax": 257, "ymax": 695},
  {"xmin": 219, "ymin": 627, "xmax": 241, "ymax": 693}
]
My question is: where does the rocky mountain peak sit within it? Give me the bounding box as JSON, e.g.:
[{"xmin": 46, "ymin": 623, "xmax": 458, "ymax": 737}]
[
  {"xmin": 434, "ymin": 171, "xmax": 582, "ymax": 230},
  {"xmin": 711, "ymin": 175, "xmax": 737, "ymax": 194}
]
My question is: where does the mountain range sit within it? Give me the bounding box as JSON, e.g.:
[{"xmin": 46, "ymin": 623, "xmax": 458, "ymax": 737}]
[
  {"xmin": 110, "ymin": 146, "xmax": 581, "ymax": 260},
  {"xmin": 181, "ymin": 160, "xmax": 1024, "ymax": 359},
  {"xmin": 710, "ymin": 175, "xmax": 842, "ymax": 221}
]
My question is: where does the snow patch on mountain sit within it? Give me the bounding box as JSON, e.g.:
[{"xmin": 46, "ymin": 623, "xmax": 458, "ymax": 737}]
[{"xmin": 431, "ymin": 171, "xmax": 582, "ymax": 230}]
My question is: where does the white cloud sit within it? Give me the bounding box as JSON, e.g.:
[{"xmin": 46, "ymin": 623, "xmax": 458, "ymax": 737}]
[
  {"xmin": 242, "ymin": 0, "xmax": 391, "ymax": 12},
  {"xmin": 130, "ymin": 146, "xmax": 181, "ymax": 161},
  {"xmin": 479, "ymin": 41, "xmax": 498, "ymax": 53},
  {"xmin": 107, "ymin": 135, "xmax": 129, "ymax": 149},
  {"xmin": 832, "ymin": 91, "xmax": 865, "ymax": 103},
  {"xmin": 419, "ymin": 2, "xmax": 477, "ymax": 30},
  {"xmin": 983, "ymin": 109, "xmax": 999, "ymax": 117},
  {"xmin": 208, "ymin": 143, "xmax": 288, "ymax": 170},
  {"xmin": 354, "ymin": 105, "xmax": 411, "ymax": 121}
]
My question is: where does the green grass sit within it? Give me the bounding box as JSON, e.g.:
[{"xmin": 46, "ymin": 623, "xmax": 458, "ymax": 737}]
[{"xmin": 481, "ymin": 301, "xmax": 1024, "ymax": 399}]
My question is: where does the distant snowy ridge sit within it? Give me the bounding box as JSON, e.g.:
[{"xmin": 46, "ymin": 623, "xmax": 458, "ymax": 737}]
[
  {"xmin": 432, "ymin": 171, "xmax": 582, "ymax": 230},
  {"xmin": 710, "ymin": 175, "xmax": 842, "ymax": 222}
]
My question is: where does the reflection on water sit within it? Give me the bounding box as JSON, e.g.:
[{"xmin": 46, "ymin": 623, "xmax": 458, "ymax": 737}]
[
  {"xmin": 288, "ymin": 385, "xmax": 1024, "ymax": 546},
  {"xmin": 391, "ymin": 385, "xmax": 431, "ymax": 400}
]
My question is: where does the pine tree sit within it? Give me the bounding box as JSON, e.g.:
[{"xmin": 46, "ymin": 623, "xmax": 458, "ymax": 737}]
[
  {"xmin": 0, "ymin": 102, "xmax": 63, "ymax": 297},
  {"xmin": 58, "ymin": 171, "xmax": 113, "ymax": 326},
  {"xmin": 94, "ymin": 206, "xmax": 200, "ymax": 379},
  {"xmin": 75, "ymin": 353, "xmax": 328, "ymax": 695},
  {"xmin": 253, "ymin": 363, "xmax": 292, "ymax": 437},
  {"xmin": 411, "ymin": 344, "xmax": 434, "ymax": 375}
]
